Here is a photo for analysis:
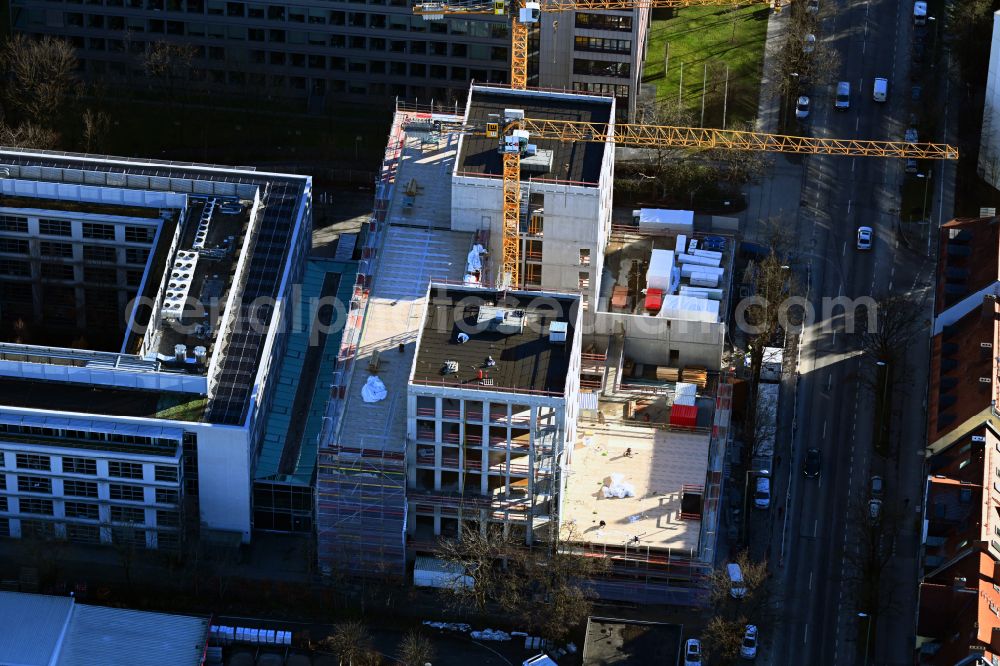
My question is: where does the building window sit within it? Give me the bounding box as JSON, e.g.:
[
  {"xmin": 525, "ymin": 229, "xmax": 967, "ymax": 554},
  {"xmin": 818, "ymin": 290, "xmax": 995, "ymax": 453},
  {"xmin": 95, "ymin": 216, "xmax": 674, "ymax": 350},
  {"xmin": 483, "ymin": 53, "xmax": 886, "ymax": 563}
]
[
  {"xmin": 154, "ymin": 465, "xmax": 178, "ymax": 482},
  {"xmin": 111, "ymin": 526, "xmax": 146, "ymax": 547},
  {"xmin": 20, "ymin": 498, "xmax": 54, "ymax": 515},
  {"xmin": 123, "ymin": 248, "xmax": 150, "ymax": 267},
  {"xmin": 20, "ymin": 519, "xmax": 55, "ymax": 538},
  {"xmin": 573, "ymin": 59, "xmax": 630, "ymax": 78},
  {"xmin": 579, "ymin": 249, "xmax": 591, "ymax": 265},
  {"xmin": 109, "ymin": 483, "xmax": 145, "ymax": 501},
  {"xmin": 83, "ymin": 245, "xmax": 118, "ymax": 262},
  {"xmin": 16, "ymin": 453, "xmax": 50, "ymax": 471},
  {"xmin": 40, "ymin": 241, "xmax": 74, "ymax": 258},
  {"xmin": 38, "ymin": 219, "xmax": 72, "ymax": 236},
  {"xmin": 83, "ymin": 267, "xmax": 118, "ymax": 285},
  {"xmin": 63, "ymin": 480, "xmax": 98, "ymax": 498},
  {"xmin": 156, "ymin": 510, "xmax": 180, "ymax": 527},
  {"xmin": 525, "ymin": 264, "xmax": 542, "ymax": 287},
  {"xmin": 82, "ymin": 223, "xmax": 115, "ymax": 240},
  {"xmin": 0, "ymin": 216, "xmax": 28, "ymax": 233},
  {"xmin": 108, "ymin": 460, "xmax": 142, "ymax": 479},
  {"xmin": 64, "ymin": 501, "xmax": 99, "ymax": 520},
  {"xmin": 41, "ymin": 264, "xmax": 75, "ymax": 281},
  {"xmin": 18, "ymin": 476, "xmax": 52, "ymax": 494},
  {"xmin": 575, "ymin": 12, "xmax": 632, "ymax": 31},
  {"xmin": 155, "ymin": 488, "xmax": 179, "ymax": 504},
  {"xmin": 66, "ymin": 524, "xmax": 101, "ymax": 544},
  {"xmin": 0, "ymin": 260, "xmax": 30, "ymax": 277},
  {"xmin": 579, "ymin": 271, "xmax": 590, "ymax": 290},
  {"xmin": 111, "ymin": 506, "xmax": 146, "ymax": 524},
  {"xmin": 0, "ymin": 238, "xmax": 29, "ymax": 254},
  {"xmin": 157, "ymin": 532, "xmax": 180, "ymax": 549},
  {"xmin": 63, "ymin": 457, "xmax": 97, "ymax": 475},
  {"xmin": 574, "ymin": 36, "xmax": 632, "ymax": 54}
]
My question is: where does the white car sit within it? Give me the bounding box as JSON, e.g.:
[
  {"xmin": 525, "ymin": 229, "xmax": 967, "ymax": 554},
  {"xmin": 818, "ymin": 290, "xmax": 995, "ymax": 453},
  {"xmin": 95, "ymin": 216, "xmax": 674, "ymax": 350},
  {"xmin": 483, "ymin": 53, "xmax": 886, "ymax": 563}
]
[
  {"xmin": 857, "ymin": 226, "xmax": 873, "ymax": 250},
  {"xmin": 803, "ymin": 33, "xmax": 816, "ymax": 53},
  {"xmin": 740, "ymin": 625, "xmax": 759, "ymax": 660},
  {"xmin": 754, "ymin": 472, "xmax": 771, "ymax": 509},
  {"xmin": 684, "ymin": 638, "xmax": 703, "ymax": 666},
  {"xmin": 795, "ymin": 96, "xmax": 810, "ymax": 119},
  {"xmin": 869, "ymin": 498, "xmax": 882, "ymax": 521},
  {"xmin": 806, "ymin": 0, "xmax": 819, "ymax": 12}
]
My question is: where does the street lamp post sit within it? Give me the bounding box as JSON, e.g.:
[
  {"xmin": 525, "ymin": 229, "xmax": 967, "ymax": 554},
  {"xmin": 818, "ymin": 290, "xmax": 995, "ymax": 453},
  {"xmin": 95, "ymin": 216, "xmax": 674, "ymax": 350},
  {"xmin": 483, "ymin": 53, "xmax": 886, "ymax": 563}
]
[
  {"xmin": 917, "ymin": 170, "xmax": 933, "ymax": 224},
  {"xmin": 858, "ymin": 612, "xmax": 872, "ymax": 666},
  {"xmin": 928, "ymin": 16, "xmax": 938, "ymax": 69}
]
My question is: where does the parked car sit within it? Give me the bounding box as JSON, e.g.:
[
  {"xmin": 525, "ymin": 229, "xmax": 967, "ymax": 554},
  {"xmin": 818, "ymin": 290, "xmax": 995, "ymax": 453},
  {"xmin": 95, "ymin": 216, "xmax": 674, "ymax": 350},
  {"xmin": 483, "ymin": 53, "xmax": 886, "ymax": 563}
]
[
  {"xmin": 857, "ymin": 226, "xmax": 873, "ymax": 250},
  {"xmin": 871, "ymin": 475, "xmax": 884, "ymax": 497},
  {"xmin": 905, "ymin": 127, "xmax": 919, "ymax": 143},
  {"xmin": 803, "ymin": 33, "xmax": 817, "ymax": 53},
  {"xmin": 869, "ymin": 498, "xmax": 882, "ymax": 521},
  {"xmin": 911, "ymin": 85, "xmax": 923, "ymax": 103},
  {"xmin": 806, "ymin": 0, "xmax": 819, "ymax": 13},
  {"xmin": 804, "ymin": 448, "xmax": 822, "ymax": 478},
  {"xmin": 873, "ymin": 77, "xmax": 889, "ymax": 102},
  {"xmin": 795, "ymin": 96, "xmax": 811, "ymax": 119},
  {"xmin": 740, "ymin": 625, "xmax": 759, "ymax": 660},
  {"xmin": 684, "ymin": 638, "xmax": 703, "ymax": 666},
  {"xmin": 754, "ymin": 472, "xmax": 771, "ymax": 509},
  {"xmin": 835, "ymin": 81, "xmax": 851, "ymax": 109}
]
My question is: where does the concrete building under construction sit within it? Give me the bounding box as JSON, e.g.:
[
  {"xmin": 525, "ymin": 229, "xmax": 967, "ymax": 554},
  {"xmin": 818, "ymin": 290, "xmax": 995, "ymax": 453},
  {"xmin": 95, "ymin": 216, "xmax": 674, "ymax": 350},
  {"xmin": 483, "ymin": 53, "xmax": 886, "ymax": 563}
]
[{"xmin": 316, "ymin": 84, "xmax": 732, "ymax": 606}]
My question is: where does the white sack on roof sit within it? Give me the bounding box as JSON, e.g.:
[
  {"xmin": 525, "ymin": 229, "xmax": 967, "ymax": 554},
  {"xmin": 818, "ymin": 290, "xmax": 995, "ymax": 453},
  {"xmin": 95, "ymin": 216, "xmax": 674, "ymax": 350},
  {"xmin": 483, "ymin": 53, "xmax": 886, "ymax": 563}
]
[
  {"xmin": 361, "ymin": 375, "xmax": 387, "ymax": 402},
  {"xmin": 603, "ymin": 472, "xmax": 636, "ymax": 498}
]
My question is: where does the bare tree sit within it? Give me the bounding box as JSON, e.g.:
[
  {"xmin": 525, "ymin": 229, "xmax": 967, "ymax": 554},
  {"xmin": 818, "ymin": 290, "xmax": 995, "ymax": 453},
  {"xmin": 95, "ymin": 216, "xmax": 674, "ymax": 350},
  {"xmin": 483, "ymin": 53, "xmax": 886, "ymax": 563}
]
[
  {"xmin": 702, "ymin": 615, "xmax": 748, "ymax": 664},
  {"xmin": 708, "ymin": 120, "xmax": 773, "ymax": 185},
  {"xmin": 397, "ymin": 630, "xmax": 435, "ymax": 666},
  {"xmin": 0, "ymin": 35, "xmax": 80, "ymax": 128},
  {"xmin": 320, "ymin": 621, "xmax": 380, "ymax": 666},
  {"xmin": 81, "ymin": 109, "xmax": 112, "ymax": 154},
  {"xmin": 437, "ymin": 523, "xmax": 606, "ymax": 641},
  {"xmin": 0, "ymin": 122, "xmax": 59, "ymax": 150},
  {"xmin": 843, "ymin": 499, "xmax": 906, "ymax": 623},
  {"xmin": 436, "ymin": 523, "xmax": 521, "ymax": 613},
  {"xmin": 709, "ymin": 551, "xmax": 769, "ymax": 615},
  {"xmin": 857, "ymin": 293, "xmax": 923, "ymax": 367}
]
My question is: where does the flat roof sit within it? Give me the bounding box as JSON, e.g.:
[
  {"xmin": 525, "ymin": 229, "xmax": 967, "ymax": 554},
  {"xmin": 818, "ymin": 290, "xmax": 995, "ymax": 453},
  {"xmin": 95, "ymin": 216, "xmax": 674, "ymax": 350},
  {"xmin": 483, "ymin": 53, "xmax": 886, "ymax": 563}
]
[
  {"xmin": 0, "ymin": 194, "xmax": 164, "ymax": 218},
  {"xmin": 0, "ymin": 377, "xmax": 205, "ymax": 422},
  {"xmin": 582, "ymin": 616, "xmax": 683, "ymax": 666},
  {"xmin": 0, "ymin": 150, "xmax": 309, "ymax": 426},
  {"xmin": 457, "ymin": 87, "xmax": 612, "ymax": 185},
  {"xmin": 412, "ymin": 287, "xmax": 578, "ymax": 395},
  {"xmin": 336, "ymin": 131, "xmax": 471, "ymax": 455},
  {"xmin": 563, "ymin": 423, "xmax": 709, "ymax": 552},
  {"xmin": 936, "ymin": 217, "xmax": 1000, "ymax": 315},
  {"xmin": 0, "ymin": 592, "xmax": 209, "ymax": 666}
]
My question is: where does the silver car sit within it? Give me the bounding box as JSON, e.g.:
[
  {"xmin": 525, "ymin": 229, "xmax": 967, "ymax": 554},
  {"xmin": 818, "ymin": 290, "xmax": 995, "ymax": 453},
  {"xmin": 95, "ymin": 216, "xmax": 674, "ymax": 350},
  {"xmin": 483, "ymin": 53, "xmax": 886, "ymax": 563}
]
[
  {"xmin": 835, "ymin": 81, "xmax": 851, "ymax": 109},
  {"xmin": 857, "ymin": 226, "xmax": 873, "ymax": 250}
]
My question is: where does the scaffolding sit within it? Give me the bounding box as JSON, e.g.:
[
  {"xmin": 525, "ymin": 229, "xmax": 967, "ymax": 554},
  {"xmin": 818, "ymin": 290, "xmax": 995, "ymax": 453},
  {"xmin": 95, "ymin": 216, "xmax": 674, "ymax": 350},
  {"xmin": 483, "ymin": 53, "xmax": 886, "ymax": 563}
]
[
  {"xmin": 314, "ymin": 109, "xmax": 415, "ymax": 580},
  {"xmin": 316, "ymin": 442, "xmax": 407, "ymax": 580}
]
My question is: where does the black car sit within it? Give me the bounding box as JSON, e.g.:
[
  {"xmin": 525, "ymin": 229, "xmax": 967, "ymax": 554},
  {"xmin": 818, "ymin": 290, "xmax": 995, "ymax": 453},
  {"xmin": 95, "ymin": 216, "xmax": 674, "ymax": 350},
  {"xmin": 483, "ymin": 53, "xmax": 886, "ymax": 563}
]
[{"xmin": 804, "ymin": 448, "xmax": 822, "ymax": 478}]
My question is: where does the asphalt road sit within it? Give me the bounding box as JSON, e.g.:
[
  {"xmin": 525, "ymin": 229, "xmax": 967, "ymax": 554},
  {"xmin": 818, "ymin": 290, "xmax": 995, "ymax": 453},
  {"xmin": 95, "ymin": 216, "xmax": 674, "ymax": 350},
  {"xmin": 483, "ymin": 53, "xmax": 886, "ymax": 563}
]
[{"xmin": 740, "ymin": 0, "xmax": 957, "ymax": 663}]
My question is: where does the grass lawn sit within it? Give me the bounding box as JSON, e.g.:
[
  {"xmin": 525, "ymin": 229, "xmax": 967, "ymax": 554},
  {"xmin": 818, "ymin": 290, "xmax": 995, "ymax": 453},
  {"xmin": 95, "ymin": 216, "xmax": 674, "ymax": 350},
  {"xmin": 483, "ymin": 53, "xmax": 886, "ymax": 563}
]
[{"xmin": 642, "ymin": 5, "xmax": 770, "ymax": 129}]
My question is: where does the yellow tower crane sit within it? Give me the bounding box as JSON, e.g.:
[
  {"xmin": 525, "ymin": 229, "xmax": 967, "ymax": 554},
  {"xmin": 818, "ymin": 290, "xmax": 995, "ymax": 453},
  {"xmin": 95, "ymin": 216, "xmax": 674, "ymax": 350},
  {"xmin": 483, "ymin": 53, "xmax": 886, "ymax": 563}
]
[
  {"xmin": 413, "ymin": 0, "xmax": 775, "ymax": 90},
  {"xmin": 434, "ymin": 114, "xmax": 959, "ymax": 289}
]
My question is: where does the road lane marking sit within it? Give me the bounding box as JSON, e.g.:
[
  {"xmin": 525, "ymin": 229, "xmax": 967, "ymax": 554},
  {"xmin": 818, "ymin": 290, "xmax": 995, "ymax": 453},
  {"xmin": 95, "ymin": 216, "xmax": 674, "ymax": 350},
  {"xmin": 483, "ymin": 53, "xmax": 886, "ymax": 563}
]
[
  {"xmin": 809, "ymin": 571, "xmax": 813, "ymax": 590},
  {"xmin": 842, "ymin": 241, "xmax": 846, "ymax": 256},
  {"xmin": 827, "ymin": 373, "xmax": 833, "ymax": 391},
  {"xmin": 847, "ymin": 199, "xmax": 852, "ymax": 214},
  {"xmin": 851, "ymin": 158, "xmax": 856, "ymax": 172},
  {"xmin": 856, "ymin": 116, "xmax": 860, "ymax": 131},
  {"xmin": 814, "ymin": 519, "xmax": 818, "ymax": 537},
  {"xmin": 804, "ymin": 623, "xmax": 809, "ymax": 644},
  {"xmin": 889, "ymin": 279, "xmax": 893, "ymax": 291},
  {"xmin": 822, "ymin": 420, "xmax": 827, "ymax": 438}
]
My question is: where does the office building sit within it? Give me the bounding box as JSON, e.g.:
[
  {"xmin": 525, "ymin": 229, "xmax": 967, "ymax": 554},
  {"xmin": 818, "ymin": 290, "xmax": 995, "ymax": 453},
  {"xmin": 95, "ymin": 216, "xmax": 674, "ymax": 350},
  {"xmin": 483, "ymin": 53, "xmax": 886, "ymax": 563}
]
[
  {"xmin": 9, "ymin": 1, "xmax": 649, "ymax": 117},
  {"xmin": 0, "ymin": 149, "xmax": 311, "ymax": 550}
]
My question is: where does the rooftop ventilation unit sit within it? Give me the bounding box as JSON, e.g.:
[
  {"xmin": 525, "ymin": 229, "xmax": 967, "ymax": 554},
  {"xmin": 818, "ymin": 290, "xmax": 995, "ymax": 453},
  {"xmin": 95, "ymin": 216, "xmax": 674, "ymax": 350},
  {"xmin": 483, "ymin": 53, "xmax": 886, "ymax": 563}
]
[
  {"xmin": 442, "ymin": 360, "xmax": 459, "ymax": 375},
  {"xmin": 972, "ymin": 435, "xmax": 986, "ymax": 442},
  {"xmin": 980, "ymin": 377, "xmax": 992, "ymax": 383},
  {"xmin": 162, "ymin": 250, "xmax": 200, "ymax": 321},
  {"xmin": 548, "ymin": 321, "xmax": 568, "ymax": 344},
  {"xmin": 477, "ymin": 306, "xmax": 526, "ymax": 335},
  {"xmin": 192, "ymin": 197, "xmax": 217, "ymax": 251},
  {"xmin": 984, "ymin": 342, "xmax": 994, "ymax": 348}
]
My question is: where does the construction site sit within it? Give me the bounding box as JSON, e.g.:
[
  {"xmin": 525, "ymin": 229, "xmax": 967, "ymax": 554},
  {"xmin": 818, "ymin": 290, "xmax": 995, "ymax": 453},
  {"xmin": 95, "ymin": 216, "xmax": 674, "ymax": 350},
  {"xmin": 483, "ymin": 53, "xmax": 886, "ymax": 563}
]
[{"xmin": 309, "ymin": 83, "xmax": 731, "ymax": 604}]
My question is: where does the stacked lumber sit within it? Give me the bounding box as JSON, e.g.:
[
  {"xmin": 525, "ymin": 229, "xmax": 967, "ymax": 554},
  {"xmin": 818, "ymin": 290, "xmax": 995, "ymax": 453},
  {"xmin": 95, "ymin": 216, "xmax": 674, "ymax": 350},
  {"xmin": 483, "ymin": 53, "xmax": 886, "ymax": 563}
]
[
  {"xmin": 656, "ymin": 366, "xmax": 681, "ymax": 382},
  {"xmin": 681, "ymin": 366, "xmax": 708, "ymax": 388}
]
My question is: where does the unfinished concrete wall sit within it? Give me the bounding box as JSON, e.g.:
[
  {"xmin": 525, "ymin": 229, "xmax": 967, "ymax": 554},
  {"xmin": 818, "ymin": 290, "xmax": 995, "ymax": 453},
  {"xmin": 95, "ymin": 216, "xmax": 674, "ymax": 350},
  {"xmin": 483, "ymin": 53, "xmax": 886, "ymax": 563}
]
[{"xmin": 592, "ymin": 310, "xmax": 724, "ymax": 369}]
